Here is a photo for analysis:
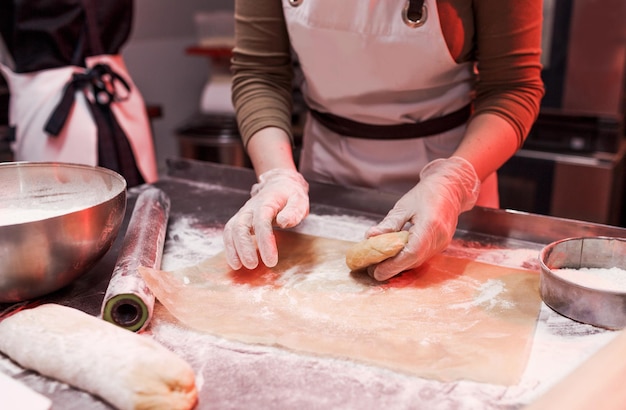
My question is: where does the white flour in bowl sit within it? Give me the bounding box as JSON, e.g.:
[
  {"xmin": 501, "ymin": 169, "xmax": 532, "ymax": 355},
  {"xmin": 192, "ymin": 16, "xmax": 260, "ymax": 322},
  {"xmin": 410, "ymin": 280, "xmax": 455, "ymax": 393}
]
[
  {"xmin": 552, "ymin": 267, "xmax": 626, "ymax": 292},
  {"xmin": 0, "ymin": 208, "xmax": 77, "ymax": 226}
]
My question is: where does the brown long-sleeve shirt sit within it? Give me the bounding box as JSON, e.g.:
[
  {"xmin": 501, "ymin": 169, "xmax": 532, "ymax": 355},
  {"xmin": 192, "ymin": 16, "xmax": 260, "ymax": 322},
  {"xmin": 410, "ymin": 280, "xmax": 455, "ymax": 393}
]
[{"xmin": 231, "ymin": 0, "xmax": 545, "ymax": 148}]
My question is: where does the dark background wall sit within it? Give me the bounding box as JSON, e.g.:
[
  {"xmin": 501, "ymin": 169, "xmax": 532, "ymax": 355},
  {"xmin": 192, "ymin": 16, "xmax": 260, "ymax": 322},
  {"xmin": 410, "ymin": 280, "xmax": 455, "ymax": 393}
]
[{"xmin": 123, "ymin": 0, "xmax": 234, "ymax": 174}]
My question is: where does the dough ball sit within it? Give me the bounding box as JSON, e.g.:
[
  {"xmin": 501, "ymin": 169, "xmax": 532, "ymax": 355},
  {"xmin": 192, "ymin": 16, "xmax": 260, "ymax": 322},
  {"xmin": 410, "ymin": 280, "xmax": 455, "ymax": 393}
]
[
  {"xmin": 345, "ymin": 231, "xmax": 410, "ymax": 271},
  {"xmin": 0, "ymin": 304, "xmax": 197, "ymax": 410}
]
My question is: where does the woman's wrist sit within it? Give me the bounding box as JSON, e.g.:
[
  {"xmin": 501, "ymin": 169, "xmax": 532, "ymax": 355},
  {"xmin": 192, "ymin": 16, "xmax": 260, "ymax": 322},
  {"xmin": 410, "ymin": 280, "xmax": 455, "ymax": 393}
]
[{"xmin": 246, "ymin": 127, "xmax": 299, "ymax": 176}]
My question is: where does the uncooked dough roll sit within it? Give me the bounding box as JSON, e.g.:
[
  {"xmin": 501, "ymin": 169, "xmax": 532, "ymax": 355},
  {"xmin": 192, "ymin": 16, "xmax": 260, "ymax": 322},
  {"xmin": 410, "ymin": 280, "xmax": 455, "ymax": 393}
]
[
  {"xmin": 0, "ymin": 304, "xmax": 197, "ymax": 410},
  {"xmin": 345, "ymin": 231, "xmax": 410, "ymax": 271}
]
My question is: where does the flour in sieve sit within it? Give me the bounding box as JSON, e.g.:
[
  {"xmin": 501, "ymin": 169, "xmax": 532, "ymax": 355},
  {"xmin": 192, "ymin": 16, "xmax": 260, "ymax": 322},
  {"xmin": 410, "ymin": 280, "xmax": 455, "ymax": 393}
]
[{"xmin": 552, "ymin": 267, "xmax": 626, "ymax": 292}]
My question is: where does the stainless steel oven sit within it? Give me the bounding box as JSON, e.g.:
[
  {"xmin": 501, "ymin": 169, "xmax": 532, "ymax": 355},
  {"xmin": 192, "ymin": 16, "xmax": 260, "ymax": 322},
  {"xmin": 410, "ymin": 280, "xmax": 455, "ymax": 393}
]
[
  {"xmin": 498, "ymin": 142, "xmax": 626, "ymax": 226},
  {"xmin": 498, "ymin": 0, "xmax": 626, "ymax": 227}
]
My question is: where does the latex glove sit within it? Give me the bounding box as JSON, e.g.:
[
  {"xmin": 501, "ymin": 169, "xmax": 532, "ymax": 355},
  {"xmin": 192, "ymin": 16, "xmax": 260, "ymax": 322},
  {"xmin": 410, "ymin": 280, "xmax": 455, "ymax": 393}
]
[
  {"xmin": 223, "ymin": 168, "xmax": 309, "ymax": 270},
  {"xmin": 366, "ymin": 156, "xmax": 480, "ymax": 281}
]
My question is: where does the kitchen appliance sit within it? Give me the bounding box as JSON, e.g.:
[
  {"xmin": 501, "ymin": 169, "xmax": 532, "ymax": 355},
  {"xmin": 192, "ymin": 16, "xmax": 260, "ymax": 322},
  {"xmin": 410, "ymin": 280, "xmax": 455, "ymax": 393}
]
[
  {"xmin": 175, "ymin": 112, "xmax": 249, "ymax": 168},
  {"xmin": 498, "ymin": 0, "xmax": 626, "ymax": 226},
  {"xmin": 174, "ymin": 11, "xmax": 248, "ymax": 167},
  {"xmin": 498, "ymin": 144, "xmax": 626, "ymax": 226},
  {"xmin": 176, "ymin": 10, "xmax": 306, "ymax": 169},
  {"xmin": 193, "ymin": 10, "xmax": 236, "ymax": 116}
]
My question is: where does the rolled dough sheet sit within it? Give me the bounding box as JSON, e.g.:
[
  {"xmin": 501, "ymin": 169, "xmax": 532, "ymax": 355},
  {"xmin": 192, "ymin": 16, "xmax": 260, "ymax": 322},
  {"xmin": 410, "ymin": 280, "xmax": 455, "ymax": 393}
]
[{"xmin": 140, "ymin": 230, "xmax": 541, "ymax": 386}]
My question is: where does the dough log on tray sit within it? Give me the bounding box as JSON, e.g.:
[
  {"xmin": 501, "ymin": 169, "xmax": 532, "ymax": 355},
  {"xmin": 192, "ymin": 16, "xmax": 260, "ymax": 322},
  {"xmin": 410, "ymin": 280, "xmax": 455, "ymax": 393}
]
[
  {"xmin": 0, "ymin": 304, "xmax": 197, "ymax": 410},
  {"xmin": 345, "ymin": 231, "xmax": 410, "ymax": 271}
]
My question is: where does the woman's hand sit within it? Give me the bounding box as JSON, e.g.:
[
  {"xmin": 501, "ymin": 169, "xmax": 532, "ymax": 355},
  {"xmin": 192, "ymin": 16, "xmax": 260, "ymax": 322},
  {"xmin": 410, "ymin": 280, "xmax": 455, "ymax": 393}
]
[
  {"xmin": 223, "ymin": 168, "xmax": 310, "ymax": 270},
  {"xmin": 366, "ymin": 156, "xmax": 480, "ymax": 281}
]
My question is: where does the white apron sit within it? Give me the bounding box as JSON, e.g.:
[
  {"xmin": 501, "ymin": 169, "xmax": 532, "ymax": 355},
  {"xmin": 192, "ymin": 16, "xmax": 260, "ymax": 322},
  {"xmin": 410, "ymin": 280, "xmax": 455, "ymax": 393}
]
[
  {"xmin": 0, "ymin": 56, "xmax": 158, "ymax": 184},
  {"xmin": 283, "ymin": 0, "xmax": 498, "ymax": 206}
]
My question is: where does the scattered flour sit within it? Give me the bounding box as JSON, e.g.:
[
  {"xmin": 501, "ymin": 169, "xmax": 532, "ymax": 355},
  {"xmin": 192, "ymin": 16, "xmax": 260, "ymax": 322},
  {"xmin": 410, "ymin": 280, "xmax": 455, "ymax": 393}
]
[
  {"xmin": 293, "ymin": 214, "xmax": 371, "ymax": 242},
  {"xmin": 148, "ymin": 304, "xmax": 532, "ymax": 410},
  {"xmin": 449, "ymin": 279, "xmax": 514, "ymax": 311},
  {"xmin": 161, "ymin": 215, "xmax": 224, "ymax": 271}
]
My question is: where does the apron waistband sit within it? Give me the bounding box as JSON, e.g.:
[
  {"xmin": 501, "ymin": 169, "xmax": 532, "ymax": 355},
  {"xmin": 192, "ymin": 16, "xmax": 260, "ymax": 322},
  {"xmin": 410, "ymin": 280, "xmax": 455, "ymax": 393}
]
[{"xmin": 309, "ymin": 103, "xmax": 471, "ymax": 140}]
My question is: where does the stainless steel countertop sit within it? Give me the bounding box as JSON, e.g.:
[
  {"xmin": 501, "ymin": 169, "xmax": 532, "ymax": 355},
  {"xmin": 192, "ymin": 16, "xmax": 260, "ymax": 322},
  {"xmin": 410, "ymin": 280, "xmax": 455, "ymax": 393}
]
[{"xmin": 2, "ymin": 158, "xmax": 625, "ymax": 410}]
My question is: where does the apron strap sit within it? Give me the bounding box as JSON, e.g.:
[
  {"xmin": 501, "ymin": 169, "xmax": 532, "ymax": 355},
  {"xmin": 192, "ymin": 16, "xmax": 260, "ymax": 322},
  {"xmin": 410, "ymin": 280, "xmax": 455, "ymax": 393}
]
[
  {"xmin": 88, "ymin": 92, "xmax": 144, "ymax": 188},
  {"xmin": 42, "ymin": 0, "xmax": 145, "ymax": 187},
  {"xmin": 44, "ymin": 64, "xmax": 130, "ymax": 136},
  {"xmin": 309, "ymin": 103, "xmax": 471, "ymax": 140},
  {"xmin": 43, "ymin": 63, "xmax": 144, "ymax": 187}
]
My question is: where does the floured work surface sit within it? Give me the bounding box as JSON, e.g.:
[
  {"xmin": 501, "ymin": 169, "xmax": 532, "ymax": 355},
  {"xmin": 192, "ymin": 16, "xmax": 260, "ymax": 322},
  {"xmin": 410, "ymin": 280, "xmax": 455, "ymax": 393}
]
[
  {"xmin": 140, "ymin": 230, "xmax": 541, "ymax": 386},
  {"xmin": 3, "ymin": 165, "xmax": 625, "ymax": 410}
]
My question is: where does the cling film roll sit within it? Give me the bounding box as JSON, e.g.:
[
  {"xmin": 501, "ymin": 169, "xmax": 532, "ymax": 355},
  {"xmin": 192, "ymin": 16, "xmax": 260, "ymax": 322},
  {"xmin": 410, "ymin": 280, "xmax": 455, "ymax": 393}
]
[{"xmin": 101, "ymin": 186, "xmax": 170, "ymax": 332}]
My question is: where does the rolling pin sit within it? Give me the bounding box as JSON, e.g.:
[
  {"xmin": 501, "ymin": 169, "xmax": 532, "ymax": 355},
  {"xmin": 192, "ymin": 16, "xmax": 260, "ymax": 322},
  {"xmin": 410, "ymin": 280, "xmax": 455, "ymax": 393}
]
[
  {"xmin": 524, "ymin": 329, "xmax": 626, "ymax": 410},
  {"xmin": 101, "ymin": 186, "xmax": 170, "ymax": 332}
]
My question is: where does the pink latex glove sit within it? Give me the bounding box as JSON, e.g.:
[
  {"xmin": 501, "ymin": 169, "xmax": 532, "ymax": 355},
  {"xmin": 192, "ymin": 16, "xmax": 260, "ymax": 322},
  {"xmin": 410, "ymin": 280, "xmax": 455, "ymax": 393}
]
[
  {"xmin": 223, "ymin": 168, "xmax": 309, "ymax": 270},
  {"xmin": 366, "ymin": 156, "xmax": 481, "ymax": 281}
]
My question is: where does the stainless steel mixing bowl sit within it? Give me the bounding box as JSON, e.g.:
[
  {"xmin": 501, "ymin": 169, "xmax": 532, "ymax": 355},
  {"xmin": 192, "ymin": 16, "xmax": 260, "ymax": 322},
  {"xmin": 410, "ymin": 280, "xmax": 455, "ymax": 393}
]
[
  {"xmin": 539, "ymin": 236, "xmax": 626, "ymax": 329},
  {"xmin": 0, "ymin": 162, "xmax": 127, "ymax": 303}
]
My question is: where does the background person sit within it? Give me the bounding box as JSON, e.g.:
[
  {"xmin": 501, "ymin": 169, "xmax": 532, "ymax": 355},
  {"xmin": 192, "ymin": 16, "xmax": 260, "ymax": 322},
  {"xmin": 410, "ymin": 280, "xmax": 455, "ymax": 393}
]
[{"xmin": 0, "ymin": 0, "xmax": 158, "ymax": 187}]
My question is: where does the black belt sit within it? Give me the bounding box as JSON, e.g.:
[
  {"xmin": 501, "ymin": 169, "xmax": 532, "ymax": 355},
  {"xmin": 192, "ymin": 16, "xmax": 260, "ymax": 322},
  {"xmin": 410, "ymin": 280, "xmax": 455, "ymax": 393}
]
[{"xmin": 309, "ymin": 103, "xmax": 472, "ymax": 140}]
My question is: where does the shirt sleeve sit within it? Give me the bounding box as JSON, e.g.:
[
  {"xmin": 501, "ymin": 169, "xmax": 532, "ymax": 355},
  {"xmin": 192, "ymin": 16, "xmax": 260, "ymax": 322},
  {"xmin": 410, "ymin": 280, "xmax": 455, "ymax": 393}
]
[
  {"xmin": 231, "ymin": 0, "xmax": 295, "ymax": 148},
  {"xmin": 471, "ymin": 0, "xmax": 545, "ymax": 146}
]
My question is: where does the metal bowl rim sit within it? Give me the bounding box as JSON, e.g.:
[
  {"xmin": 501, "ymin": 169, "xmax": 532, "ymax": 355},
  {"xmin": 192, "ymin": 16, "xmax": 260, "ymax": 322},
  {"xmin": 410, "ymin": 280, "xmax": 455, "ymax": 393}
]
[
  {"xmin": 0, "ymin": 161, "xmax": 127, "ymax": 227},
  {"xmin": 0, "ymin": 160, "xmax": 127, "ymax": 185},
  {"xmin": 539, "ymin": 235, "xmax": 626, "ymax": 294}
]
